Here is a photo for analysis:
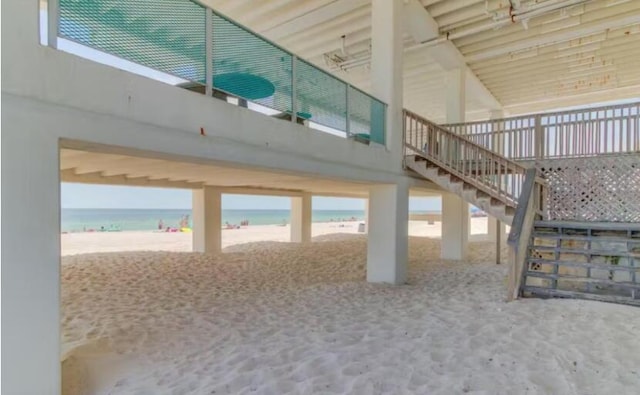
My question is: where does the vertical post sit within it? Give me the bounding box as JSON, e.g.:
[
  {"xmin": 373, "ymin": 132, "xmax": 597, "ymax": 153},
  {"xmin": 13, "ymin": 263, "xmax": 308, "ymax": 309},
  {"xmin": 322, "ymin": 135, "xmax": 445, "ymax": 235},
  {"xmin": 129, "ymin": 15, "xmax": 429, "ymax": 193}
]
[
  {"xmin": 205, "ymin": 9, "xmax": 214, "ymax": 96},
  {"xmin": 48, "ymin": 0, "xmax": 59, "ymax": 49},
  {"xmin": 489, "ymin": 109, "xmax": 507, "ymax": 263},
  {"xmin": 192, "ymin": 187, "xmax": 222, "ymax": 253},
  {"xmin": 441, "ymin": 67, "xmax": 469, "ymax": 260},
  {"xmin": 2, "ymin": 127, "xmax": 60, "ymax": 393},
  {"xmin": 496, "ymin": 220, "xmax": 502, "ymax": 264},
  {"xmin": 534, "ymin": 114, "xmax": 543, "ymax": 159},
  {"xmin": 371, "ymin": 0, "xmax": 403, "ymax": 155},
  {"xmin": 363, "ymin": 198, "xmax": 369, "ymax": 233},
  {"xmin": 367, "ymin": 182, "xmax": 409, "ymax": 284},
  {"xmin": 291, "ymin": 193, "xmax": 312, "ymax": 243},
  {"xmin": 345, "ymin": 84, "xmax": 351, "ymax": 136},
  {"xmin": 442, "ymin": 192, "xmax": 470, "ymax": 260},
  {"xmin": 291, "ymin": 55, "xmax": 297, "ymax": 123}
]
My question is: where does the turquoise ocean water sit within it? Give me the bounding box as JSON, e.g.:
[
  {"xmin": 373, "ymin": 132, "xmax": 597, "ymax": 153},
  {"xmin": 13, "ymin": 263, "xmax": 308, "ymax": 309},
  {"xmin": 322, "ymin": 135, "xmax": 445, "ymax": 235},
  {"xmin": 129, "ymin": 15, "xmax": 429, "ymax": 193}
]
[{"xmin": 61, "ymin": 208, "xmax": 369, "ymax": 232}]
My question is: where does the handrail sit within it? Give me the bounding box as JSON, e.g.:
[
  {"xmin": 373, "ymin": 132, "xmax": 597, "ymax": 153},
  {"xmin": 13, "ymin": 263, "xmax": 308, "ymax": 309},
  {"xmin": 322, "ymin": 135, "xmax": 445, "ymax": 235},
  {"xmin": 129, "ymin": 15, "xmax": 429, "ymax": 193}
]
[
  {"xmin": 443, "ymin": 101, "xmax": 640, "ymax": 161},
  {"xmin": 404, "ymin": 109, "xmax": 535, "ymax": 207},
  {"xmin": 506, "ymin": 168, "xmax": 543, "ymax": 301}
]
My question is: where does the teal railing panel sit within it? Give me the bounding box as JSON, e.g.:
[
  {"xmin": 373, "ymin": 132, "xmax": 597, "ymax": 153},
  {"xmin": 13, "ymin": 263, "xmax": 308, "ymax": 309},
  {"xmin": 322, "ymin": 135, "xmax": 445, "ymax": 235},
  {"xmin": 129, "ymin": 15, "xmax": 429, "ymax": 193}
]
[
  {"xmin": 212, "ymin": 13, "xmax": 292, "ymax": 114},
  {"xmin": 348, "ymin": 86, "xmax": 386, "ymax": 145},
  {"xmin": 59, "ymin": 0, "xmax": 206, "ymax": 83},
  {"xmin": 295, "ymin": 58, "xmax": 347, "ymax": 132},
  {"xmin": 56, "ymin": 0, "xmax": 385, "ymax": 144}
]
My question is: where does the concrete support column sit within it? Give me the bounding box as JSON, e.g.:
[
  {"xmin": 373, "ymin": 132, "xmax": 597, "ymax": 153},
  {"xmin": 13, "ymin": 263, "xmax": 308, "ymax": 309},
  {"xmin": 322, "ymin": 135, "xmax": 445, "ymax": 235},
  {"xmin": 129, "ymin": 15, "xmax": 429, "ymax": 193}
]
[
  {"xmin": 192, "ymin": 187, "xmax": 222, "ymax": 253},
  {"xmin": 291, "ymin": 193, "xmax": 312, "ymax": 243},
  {"xmin": 2, "ymin": 128, "xmax": 61, "ymax": 393},
  {"xmin": 367, "ymin": 182, "xmax": 409, "ymax": 284},
  {"xmin": 442, "ymin": 68, "xmax": 469, "ymax": 260},
  {"xmin": 442, "ymin": 193, "xmax": 469, "ymax": 260},
  {"xmin": 371, "ymin": 0, "xmax": 403, "ymax": 160},
  {"xmin": 363, "ymin": 198, "xmax": 369, "ymax": 233}
]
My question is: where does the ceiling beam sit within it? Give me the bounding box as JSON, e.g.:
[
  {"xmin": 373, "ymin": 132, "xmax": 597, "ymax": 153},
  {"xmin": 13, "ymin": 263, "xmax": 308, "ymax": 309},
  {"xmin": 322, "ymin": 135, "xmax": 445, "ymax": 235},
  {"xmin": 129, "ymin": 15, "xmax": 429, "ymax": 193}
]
[
  {"xmin": 263, "ymin": 0, "xmax": 370, "ymax": 41},
  {"xmin": 61, "ymin": 169, "xmax": 204, "ymax": 189},
  {"xmin": 502, "ymin": 84, "xmax": 640, "ymax": 115}
]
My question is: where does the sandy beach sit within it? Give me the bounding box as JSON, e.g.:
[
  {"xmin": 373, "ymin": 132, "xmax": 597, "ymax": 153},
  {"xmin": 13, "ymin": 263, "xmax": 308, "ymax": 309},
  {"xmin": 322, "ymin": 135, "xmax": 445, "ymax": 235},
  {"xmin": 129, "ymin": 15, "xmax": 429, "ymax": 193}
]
[
  {"xmin": 61, "ymin": 219, "xmax": 494, "ymax": 256},
  {"xmin": 61, "ymin": 219, "xmax": 639, "ymax": 395}
]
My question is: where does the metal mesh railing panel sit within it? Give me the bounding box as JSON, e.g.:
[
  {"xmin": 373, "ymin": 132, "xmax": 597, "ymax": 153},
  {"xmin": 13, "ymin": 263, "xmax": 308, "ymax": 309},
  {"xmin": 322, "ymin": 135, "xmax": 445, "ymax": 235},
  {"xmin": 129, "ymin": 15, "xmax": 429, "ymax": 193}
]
[
  {"xmin": 348, "ymin": 86, "xmax": 386, "ymax": 144},
  {"xmin": 59, "ymin": 0, "xmax": 206, "ymax": 82},
  {"xmin": 212, "ymin": 13, "xmax": 292, "ymax": 113},
  {"xmin": 295, "ymin": 58, "xmax": 347, "ymax": 131}
]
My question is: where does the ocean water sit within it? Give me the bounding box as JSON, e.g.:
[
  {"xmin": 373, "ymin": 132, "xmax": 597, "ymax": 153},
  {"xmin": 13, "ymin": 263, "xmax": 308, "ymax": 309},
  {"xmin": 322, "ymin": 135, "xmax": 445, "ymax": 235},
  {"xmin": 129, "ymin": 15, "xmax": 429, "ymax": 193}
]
[{"xmin": 61, "ymin": 208, "xmax": 367, "ymax": 232}]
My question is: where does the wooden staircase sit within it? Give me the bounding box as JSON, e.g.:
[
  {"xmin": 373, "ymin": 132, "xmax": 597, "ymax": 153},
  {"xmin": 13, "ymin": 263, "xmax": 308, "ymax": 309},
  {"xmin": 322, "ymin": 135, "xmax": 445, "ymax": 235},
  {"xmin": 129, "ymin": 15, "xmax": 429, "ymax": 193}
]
[
  {"xmin": 403, "ymin": 109, "xmax": 640, "ymax": 307},
  {"xmin": 403, "ymin": 110, "xmax": 540, "ymax": 227}
]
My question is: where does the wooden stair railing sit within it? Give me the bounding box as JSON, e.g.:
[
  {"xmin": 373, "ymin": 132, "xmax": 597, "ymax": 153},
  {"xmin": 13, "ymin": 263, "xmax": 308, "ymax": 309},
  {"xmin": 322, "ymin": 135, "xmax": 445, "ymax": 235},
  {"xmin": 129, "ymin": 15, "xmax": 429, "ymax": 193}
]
[{"xmin": 403, "ymin": 110, "xmax": 545, "ymax": 210}]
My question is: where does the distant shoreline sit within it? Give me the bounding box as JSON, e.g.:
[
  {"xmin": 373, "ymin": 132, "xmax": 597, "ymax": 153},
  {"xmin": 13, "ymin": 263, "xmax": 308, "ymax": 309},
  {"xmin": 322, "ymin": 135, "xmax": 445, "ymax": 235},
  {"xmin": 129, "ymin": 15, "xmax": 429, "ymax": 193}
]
[{"xmin": 61, "ymin": 208, "xmax": 445, "ymax": 233}]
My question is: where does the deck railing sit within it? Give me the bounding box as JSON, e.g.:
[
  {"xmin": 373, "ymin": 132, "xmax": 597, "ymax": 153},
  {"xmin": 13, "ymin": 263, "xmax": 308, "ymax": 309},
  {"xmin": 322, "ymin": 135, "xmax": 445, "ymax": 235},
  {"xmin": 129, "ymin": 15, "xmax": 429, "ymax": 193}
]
[
  {"xmin": 443, "ymin": 102, "xmax": 640, "ymax": 160},
  {"xmin": 51, "ymin": 0, "xmax": 386, "ymax": 145},
  {"xmin": 404, "ymin": 110, "xmax": 547, "ymax": 209}
]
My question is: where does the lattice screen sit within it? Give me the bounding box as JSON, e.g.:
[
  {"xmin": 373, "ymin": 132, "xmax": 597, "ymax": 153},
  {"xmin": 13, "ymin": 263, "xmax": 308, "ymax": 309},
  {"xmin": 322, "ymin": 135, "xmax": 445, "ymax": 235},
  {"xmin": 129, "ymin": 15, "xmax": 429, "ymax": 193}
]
[{"xmin": 537, "ymin": 154, "xmax": 640, "ymax": 222}]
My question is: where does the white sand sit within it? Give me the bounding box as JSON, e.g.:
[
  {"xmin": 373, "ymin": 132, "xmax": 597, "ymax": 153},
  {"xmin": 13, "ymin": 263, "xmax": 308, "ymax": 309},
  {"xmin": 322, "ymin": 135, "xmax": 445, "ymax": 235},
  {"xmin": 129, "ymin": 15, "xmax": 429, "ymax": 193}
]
[
  {"xmin": 61, "ymin": 231, "xmax": 640, "ymax": 394},
  {"xmin": 61, "ymin": 219, "xmax": 494, "ymax": 256}
]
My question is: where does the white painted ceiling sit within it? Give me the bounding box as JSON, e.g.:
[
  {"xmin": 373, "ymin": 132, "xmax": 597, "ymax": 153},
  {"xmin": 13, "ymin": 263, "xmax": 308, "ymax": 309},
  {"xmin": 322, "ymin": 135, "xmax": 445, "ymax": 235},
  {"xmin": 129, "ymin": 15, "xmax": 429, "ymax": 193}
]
[
  {"xmin": 205, "ymin": 0, "xmax": 640, "ymax": 122},
  {"xmin": 60, "ymin": 149, "xmax": 438, "ymax": 196}
]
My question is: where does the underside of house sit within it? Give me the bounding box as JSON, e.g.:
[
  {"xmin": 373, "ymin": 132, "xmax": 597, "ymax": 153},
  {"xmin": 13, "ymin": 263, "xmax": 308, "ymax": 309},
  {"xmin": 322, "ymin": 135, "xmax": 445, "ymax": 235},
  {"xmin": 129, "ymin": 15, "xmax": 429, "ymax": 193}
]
[{"xmin": 2, "ymin": 0, "xmax": 639, "ymax": 393}]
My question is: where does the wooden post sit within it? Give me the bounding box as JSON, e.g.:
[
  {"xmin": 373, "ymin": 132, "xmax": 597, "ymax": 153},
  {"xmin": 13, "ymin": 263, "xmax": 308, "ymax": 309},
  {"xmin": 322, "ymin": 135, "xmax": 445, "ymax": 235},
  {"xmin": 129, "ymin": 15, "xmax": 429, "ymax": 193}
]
[{"xmin": 534, "ymin": 114, "xmax": 544, "ymax": 159}]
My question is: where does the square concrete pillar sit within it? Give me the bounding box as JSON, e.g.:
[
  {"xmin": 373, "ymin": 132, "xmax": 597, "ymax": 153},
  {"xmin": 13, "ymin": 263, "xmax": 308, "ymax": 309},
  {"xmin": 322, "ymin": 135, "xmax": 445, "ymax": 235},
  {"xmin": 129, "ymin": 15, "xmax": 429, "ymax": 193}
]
[
  {"xmin": 291, "ymin": 193, "xmax": 312, "ymax": 243},
  {"xmin": 367, "ymin": 183, "xmax": 409, "ymax": 284},
  {"xmin": 192, "ymin": 187, "xmax": 222, "ymax": 253},
  {"xmin": 442, "ymin": 193, "xmax": 469, "ymax": 260},
  {"xmin": 371, "ymin": 0, "xmax": 403, "ymax": 160},
  {"xmin": 2, "ymin": 127, "xmax": 61, "ymax": 393}
]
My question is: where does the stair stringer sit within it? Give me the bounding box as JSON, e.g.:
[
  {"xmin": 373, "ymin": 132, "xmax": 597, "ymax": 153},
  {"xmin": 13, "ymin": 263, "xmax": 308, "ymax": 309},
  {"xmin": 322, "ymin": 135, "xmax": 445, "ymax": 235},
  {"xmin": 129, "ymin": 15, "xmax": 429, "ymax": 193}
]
[{"xmin": 405, "ymin": 155, "xmax": 514, "ymax": 225}]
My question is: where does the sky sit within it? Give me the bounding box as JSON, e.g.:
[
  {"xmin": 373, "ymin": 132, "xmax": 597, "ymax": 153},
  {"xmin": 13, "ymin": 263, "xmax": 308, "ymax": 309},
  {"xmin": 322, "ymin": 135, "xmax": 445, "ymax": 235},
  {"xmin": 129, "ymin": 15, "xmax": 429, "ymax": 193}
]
[{"xmin": 61, "ymin": 183, "xmax": 442, "ymax": 211}]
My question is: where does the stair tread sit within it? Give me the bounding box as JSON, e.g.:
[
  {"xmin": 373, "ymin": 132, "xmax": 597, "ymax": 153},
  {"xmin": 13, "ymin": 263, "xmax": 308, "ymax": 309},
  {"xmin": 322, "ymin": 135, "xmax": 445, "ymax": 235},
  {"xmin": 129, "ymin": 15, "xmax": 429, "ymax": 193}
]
[
  {"xmin": 522, "ymin": 287, "xmax": 640, "ymax": 306},
  {"xmin": 532, "ymin": 233, "xmax": 640, "ymax": 243},
  {"xmin": 525, "ymin": 271, "xmax": 639, "ymax": 287},
  {"xmin": 529, "ymin": 245, "xmax": 640, "ymax": 257},
  {"xmin": 527, "ymin": 258, "xmax": 637, "ymax": 271},
  {"xmin": 534, "ymin": 220, "xmax": 640, "ymax": 232}
]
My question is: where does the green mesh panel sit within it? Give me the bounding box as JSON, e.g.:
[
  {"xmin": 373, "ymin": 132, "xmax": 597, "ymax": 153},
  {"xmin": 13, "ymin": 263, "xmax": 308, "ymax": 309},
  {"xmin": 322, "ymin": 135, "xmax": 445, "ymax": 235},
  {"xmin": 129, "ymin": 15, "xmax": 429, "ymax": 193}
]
[
  {"xmin": 59, "ymin": 0, "xmax": 206, "ymax": 82},
  {"xmin": 213, "ymin": 13, "xmax": 292, "ymax": 113},
  {"xmin": 295, "ymin": 58, "xmax": 347, "ymax": 131},
  {"xmin": 348, "ymin": 86, "xmax": 386, "ymax": 144}
]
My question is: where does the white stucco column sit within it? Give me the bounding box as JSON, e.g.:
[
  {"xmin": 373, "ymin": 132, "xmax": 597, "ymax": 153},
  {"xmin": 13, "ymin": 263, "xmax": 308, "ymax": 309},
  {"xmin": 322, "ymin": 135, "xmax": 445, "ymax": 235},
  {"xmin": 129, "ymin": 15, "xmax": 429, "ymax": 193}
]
[
  {"xmin": 291, "ymin": 193, "xmax": 312, "ymax": 243},
  {"xmin": 2, "ymin": 125, "xmax": 61, "ymax": 393},
  {"xmin": 442, "ymin": 68, "xmax": 469, "ymax": 260},
  {"xmin": 367, "ymin": 182, "xmax": 409, "ymax": 284},
  {"xmin": 192, "ymin": 187, "xmax": 222, "ymax": 253},
  {"xmin": 371, "ymin": 0, "xmax": 403, "ymax": 161},
  {"xmin": 363, "ymin": 198, "xmax": 369, "ymax": 233}
]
